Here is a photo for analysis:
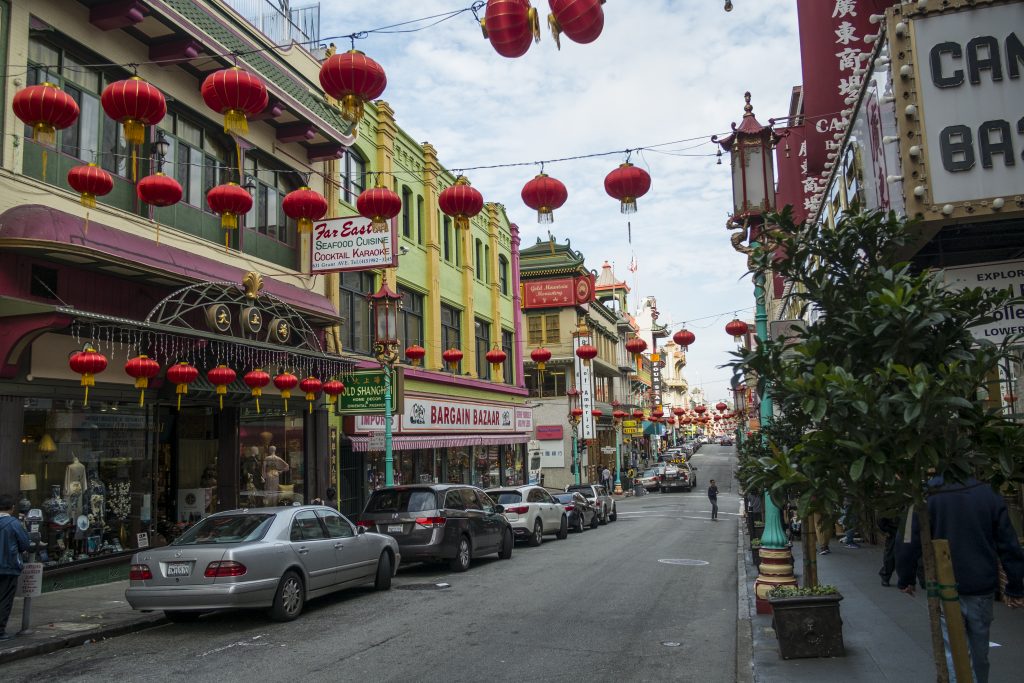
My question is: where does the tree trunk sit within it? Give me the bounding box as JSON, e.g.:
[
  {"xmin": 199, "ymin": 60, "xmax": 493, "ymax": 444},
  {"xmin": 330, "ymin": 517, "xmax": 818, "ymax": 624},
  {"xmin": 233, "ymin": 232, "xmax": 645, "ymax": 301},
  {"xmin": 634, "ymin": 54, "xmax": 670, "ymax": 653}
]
[
  {"xmin": 919, "ymin": 510, "xmax": 950, "ymax": 683},
  {"xmin": 802, "ymin": 515, "xmax": 818, "ymax": 587}
]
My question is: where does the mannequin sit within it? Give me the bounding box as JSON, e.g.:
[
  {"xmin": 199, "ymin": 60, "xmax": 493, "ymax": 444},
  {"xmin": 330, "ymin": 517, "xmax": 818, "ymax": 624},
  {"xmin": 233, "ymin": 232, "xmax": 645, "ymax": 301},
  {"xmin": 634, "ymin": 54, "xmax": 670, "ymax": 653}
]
[
  {"xmin": 262, "ymin": 446, "xmax": 290, "ymax": 506},
  {"xmin": 241, "ymin": 446, "xmax": 264, "ymax": 503},
  {"xmin": 65, "ymin": 455, "xmax": 88, "ymax": 519}
]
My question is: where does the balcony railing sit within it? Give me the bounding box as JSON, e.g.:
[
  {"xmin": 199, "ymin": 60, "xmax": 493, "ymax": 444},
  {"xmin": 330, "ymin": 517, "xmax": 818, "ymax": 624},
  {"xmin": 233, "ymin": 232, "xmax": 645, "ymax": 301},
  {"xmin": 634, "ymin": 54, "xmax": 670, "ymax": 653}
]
[{"xmin": 224, "ymin": 0, "xmax": 320, "ymax": 48}]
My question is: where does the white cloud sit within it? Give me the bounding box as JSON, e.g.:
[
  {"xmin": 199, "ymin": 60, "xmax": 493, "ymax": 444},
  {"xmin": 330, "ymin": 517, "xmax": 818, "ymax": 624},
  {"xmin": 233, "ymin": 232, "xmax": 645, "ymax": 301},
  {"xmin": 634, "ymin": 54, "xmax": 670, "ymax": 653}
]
[{"xmin": 321, "ymin": 0, "xmax": 801, "ymax": 399}]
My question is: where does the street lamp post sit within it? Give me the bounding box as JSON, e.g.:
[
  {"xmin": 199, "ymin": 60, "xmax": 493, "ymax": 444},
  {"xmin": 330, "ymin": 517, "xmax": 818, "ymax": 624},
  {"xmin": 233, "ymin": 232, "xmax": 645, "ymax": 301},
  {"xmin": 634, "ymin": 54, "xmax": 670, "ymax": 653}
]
[
  {"xmin": 567, "ymin": 387, "xmax": 583, "ymax": 486},
  {"xmin": 715, "ymin": 92, "xmax": 797, "ymax": 611},
  {"xmin": 612, "ymin": 402, "xmax": 627, "ymax": 494},
  {"xmin": 368, "ymin": 282, "xmax": 403, "ymax": 487}
]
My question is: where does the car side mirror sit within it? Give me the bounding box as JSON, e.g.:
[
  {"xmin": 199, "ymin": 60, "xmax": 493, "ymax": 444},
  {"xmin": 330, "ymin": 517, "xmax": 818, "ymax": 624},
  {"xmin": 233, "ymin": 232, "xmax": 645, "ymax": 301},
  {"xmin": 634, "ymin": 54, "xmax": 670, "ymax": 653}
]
[
  {"xmin": 494, "ymin": 504, "xmax": 505, "ymax": 514},
  {"xmin": 357, "ymin": 526, "xmax": 366, "ymax": 535}
]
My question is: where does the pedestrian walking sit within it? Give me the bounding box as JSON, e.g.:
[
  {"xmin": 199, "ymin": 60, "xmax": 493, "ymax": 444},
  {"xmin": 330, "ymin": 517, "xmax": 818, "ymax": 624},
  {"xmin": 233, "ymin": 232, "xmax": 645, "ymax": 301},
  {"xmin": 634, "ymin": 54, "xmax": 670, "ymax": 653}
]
[
  {"xmin": 840, "ymin": 501, "xmax": 860, "ymax": 549},
  {"xmin": 708, "ymin": 480, "xmax": 719, "ymax": 520},
  {"xmin": 877, "ymin": 516, "xmax": 898, "ymax": 587},
  {"xmin": 896, "ymin": 477, "xmax": 1024, "ymax": 683},
  {"xmin": 601, "ymin": 466, "xmax": 611, "ymax": 492},
  {"xmin": 813, "ymin": 510, "xmax": 835, "ymax": 555},
  {"xmin": 1, "ymin": 493, "xmax": 31, "ymax": 641}
]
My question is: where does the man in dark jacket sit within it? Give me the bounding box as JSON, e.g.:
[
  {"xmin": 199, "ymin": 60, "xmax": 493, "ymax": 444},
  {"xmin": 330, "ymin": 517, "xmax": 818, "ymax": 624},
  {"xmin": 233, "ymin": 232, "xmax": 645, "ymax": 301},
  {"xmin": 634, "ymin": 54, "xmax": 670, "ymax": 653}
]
[
  {"xmin": 0, "ymin": 493, "xmax": 31, "ymax": 641},
  {"xmin": 896, "ymin": 477, "xmax": 1024, "ymax": 683}
]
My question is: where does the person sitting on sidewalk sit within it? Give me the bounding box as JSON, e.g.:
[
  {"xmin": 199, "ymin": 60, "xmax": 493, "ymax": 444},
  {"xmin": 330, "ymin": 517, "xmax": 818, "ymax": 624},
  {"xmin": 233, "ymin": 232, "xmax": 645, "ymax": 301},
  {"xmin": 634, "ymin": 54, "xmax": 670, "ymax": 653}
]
[
  {"xmin": 896, "ymin": 476, "xmax": 1024, "ymax": 683},
  {"xmin": 0, "ymin": 494, "xmax": 31, "ymax": 641}
]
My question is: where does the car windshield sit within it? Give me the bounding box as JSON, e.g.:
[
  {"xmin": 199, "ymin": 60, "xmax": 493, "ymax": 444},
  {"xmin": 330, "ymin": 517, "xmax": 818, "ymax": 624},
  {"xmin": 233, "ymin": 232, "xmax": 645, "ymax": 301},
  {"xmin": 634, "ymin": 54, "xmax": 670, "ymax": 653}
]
[
  {"xmin": 173, "ymin": 513, "xmax": 274, "ymax": 545},
  {"xmin": 566, "ymin": 486, "xmax": 593, "ymax": 496},
  {"xmin": 643, "ymin": 469, "xmax": 658, "ymax": 477},
  {"xmin": 490, "ymin": 491, "xmax": 522, "ymax": 504},
  {"xmin": 552, "ymin": 493, "xmax": 574, "ymax": 504},
  {"xmin": 365, "ymin": 489, "xmax": 438, "ymax": 513}
]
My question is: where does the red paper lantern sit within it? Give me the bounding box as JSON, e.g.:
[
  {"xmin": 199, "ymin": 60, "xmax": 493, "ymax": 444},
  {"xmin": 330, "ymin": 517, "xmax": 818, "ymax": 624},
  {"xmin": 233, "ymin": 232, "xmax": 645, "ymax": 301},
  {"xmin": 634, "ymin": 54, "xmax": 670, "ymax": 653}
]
[
  {"xmin": 200, "ymin": 67, "xmax": 269, "ymax": 136},
  {"xmin": 165, "ymin": 361, "xmax": 199, "ymax": 411},
  {"xmin": 274, "ymin": 371, "xmax": 299, "ymax": 412},
  {"xmin": 625, "ymin": 335, "xmax": 647, "ymax": 368},
  {"xmin": 137, "ymin": 172, "xmax": 183, "ymax": 207},
  {"xmin": 632, "ymin": 409, "xmax": 644, "ymax": 419},
  {"xmin": 604, "ymin": 162, "xmax": 651, "ymax": 214},
  {"xmin": 405, "ymin": 344, "xmax": 426, "ymax": 366},
  {"xmin": 100, "ymin": 76, "xmax": 166, "ymax": 147},
  {"xmin": 319, "ymin": 50, "xmax": 387, "ymax": 126},
  {"xmin": 207, "ymin": 182, "xmax": 253, "ymax": 231},
  {"xmin": 548, "ymin": 0, "xmax": 605, "ymax": 48},
  {"xmin": 356, "ymin": 183, "xmax": 402, "ymax": 233},
  {"xmin": 530, "ymin": 347, "xmax": 552, "ymax": 372},
  {"xmin": 207, "ymin": 365, "xmax": 237, "ymax": 411},
  {"xmin": 486, "ymin": 346, "xmax": 507, "ymax": 372},
  {"xmin": 673, "ymin": 407, "xmax": 685, "ymax": 417},
  {"xmin": 244, "ymin": 368, "xmax": 271, "ymax": 413},
  {"xmin": 725, "ymin": 318, "xmax": 750, "ymax": 340},
  {"xmin": 67, "ymin": 164, "xmax": 113, "ymax": 209},
  {"xmin": 673, "ymin": 328, "xmax": 695, "ymax": 351},
  {"xmin": 299, "ymin": 376, "xmax": 323, "ymax": 414},
  {"xmin": 323, "ymin": 379, "xmax": 346, "ymax": 405},
  {"xmin": 521, "ymin": 172, "xmax": 568, "ymax": 224},
  {"xmin": 124, "ymin": 355, "xmax": 160, "ymax": 407},
  {"xmin": 612, "ymin": 409, "xmax": 627, "ymax": 421},
  {"xmin": 69, "ymin": 346, "xmax": 107, "ymax": 407},
  {"xmin": 282, "ymin": 186, "xmax": 328, "ymax": 235},
  {"xmin": 570, "ymin": 407, "xmax": 584, "ymax": 420},
  {"xmin": 438, "ymin": 176, "xmax": 485, "ymax": 231},
  {"xmin": 575, "ymin": 342, "xmax": 597, "ymax": 365},
  {"xmin": 716, "ymin": 401, "xmax": 728, "ymax": 412},
  {"xmin": 694, "ymin": 404, "xmax": 707, "ymax": 415},
  {"xmin": 591, "ymin": 408, "xmax": 603, "ymax": 418},
  {"xmin": 481, "ymin": 0, "xmax": 540, "ymax": 59},
  {"xmin": 13, "ymin": 82, "xmax": 80, "ymax": 146},
  {"xmin": 442, "ymin": 348, "xmax": 464, "ymax": 369}
]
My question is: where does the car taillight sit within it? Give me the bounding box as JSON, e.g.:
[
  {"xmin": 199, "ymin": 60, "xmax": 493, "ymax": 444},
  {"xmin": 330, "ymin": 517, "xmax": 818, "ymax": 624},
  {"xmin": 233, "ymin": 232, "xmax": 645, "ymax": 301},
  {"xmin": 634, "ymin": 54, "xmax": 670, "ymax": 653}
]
[
  {"xmin": 355, "ymin": 520, "xmax": 374, "ymax": 528},
  {"xmin": 505, "ymin": 505, "xmax": 529, "ymax": 514},
  {"xmin": 129, "ymin": 564, "xmax": 152, "ymax": 581},
  {"xmin": 415, "ymin": 517, "xmax": 447, "ymax": 528},
  {"xmin": 563, "ymin": 505, "xmax": 575, "ymax": 511},
  {"xmin": 204, "ymin": 561, "xmax": 247, "ymax": 578}
]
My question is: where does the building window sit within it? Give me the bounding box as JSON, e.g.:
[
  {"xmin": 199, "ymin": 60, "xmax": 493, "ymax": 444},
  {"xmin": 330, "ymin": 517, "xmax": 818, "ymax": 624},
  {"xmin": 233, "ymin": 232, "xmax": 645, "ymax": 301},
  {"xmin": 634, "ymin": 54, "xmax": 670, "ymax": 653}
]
[
  {"xmin": 544, "ymin": 315, "xmax": 560, "ymax": 344},
  {"xmin": 441, "ymin": 304, "xmax": 462, "ymax": 371},
  {"xmin": 485, "ymin": 245, "xmax": 491, "ymax": 283},
  {"xmin": 498, "ymin": 256, "xmax": 510, "ymax": 296},
  {"xmin": 475, "ymin": 239, "xmax": 483, "ymax": 280},
  {"xmin": 416, "ymin": 195, "xmax": 424, "ymax": 244},
  {"xmin": 443, "ymin": 216, "xmax": 452, "ymax": 262},
  {"xmin": 401, "ymin": 185, "xmax": 413, "ymax": 239},
  {"xmin": 527, "ymin": 314, "xmax": 561, "ymax": 345},
  {"xmin": 242, "ymin": 151, "xmax": 299, "ymax": 246},
  {"xmin": 502, "ymin": 329, "xmax": 514, "ymax": 384},
  {"xmin": 340, "ymin": 148, "xmax": 366, "ymax": 205},
  {"xmin": 398, "ymin": 287, "xmax": 424, "ymax": 348},
  {"xmin": 475, "ymin": 318, "xmax": 491, "ymax": 380},
  {"xmin": 339, "ymin": 272, "xmax": 375, "ymax": 355}
]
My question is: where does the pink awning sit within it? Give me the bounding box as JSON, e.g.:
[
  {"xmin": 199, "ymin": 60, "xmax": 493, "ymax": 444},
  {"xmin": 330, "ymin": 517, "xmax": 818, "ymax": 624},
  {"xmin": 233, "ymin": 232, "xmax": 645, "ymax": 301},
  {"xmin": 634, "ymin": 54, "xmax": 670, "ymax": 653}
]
[{"xmin": 348, "ymin": 434, "xmax": 530, "ymax": 453}]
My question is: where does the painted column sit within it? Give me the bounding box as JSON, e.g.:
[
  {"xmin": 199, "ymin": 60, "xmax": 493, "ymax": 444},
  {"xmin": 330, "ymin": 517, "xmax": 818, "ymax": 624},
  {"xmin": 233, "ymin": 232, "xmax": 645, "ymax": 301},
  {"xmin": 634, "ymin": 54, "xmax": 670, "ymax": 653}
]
[
  {"xmin": 421, "ymin": 143, "xmax": 443, "ymax": 370},
  {"xmin": 510, "ymin": 223, "xmax": 524, "ymax": 388},
  {"xmin": 487, "ymin": 203, "xmax": 502, "ymax": 382}
]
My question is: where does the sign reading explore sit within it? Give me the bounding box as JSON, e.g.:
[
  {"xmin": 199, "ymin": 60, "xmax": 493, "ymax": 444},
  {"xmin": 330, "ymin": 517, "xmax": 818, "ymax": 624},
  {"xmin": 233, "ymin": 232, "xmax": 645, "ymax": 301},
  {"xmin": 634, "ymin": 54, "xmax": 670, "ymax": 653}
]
[{"xmin": 335, "ymin": 369, "xmax": 404, "ymax": 415}]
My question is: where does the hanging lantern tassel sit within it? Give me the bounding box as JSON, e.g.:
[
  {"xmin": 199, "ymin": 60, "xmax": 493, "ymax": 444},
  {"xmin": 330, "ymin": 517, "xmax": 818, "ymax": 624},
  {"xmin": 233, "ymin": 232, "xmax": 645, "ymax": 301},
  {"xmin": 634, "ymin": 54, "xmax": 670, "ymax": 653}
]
[
  {"xmin": 529, "ymin": 6, "xmax": 541, "ymax": 43},
  {"xmin": 175, "ymin": 381, "xmax": 187, "ymax": 410}
]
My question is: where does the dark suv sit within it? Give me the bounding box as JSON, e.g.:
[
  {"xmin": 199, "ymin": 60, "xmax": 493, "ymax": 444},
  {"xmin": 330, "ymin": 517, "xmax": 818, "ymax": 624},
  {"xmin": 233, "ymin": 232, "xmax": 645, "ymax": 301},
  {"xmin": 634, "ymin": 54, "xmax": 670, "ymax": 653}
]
[
  {"xmin": 565, "ymin": 483, "xmax": 616, "ymax": 524},
  {"xmin": 357, "ymin": 485, "xmax": 513, "ymax": 572}
]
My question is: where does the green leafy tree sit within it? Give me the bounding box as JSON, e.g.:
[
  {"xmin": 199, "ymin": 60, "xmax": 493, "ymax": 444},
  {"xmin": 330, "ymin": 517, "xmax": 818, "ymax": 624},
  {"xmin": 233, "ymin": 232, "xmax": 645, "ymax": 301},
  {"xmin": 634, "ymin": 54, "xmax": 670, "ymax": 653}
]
[{"xmin": 731, "ymin": 207, "xmax": 1024, "ymax": 680}]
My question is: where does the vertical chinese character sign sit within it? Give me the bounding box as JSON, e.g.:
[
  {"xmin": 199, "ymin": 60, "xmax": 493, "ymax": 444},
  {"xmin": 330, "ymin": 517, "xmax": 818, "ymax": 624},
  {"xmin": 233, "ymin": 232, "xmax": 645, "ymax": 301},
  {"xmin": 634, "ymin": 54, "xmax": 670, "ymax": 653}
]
[{"xmin": 574, "ymin": 334, "xmax": 596, "ymax": 440}]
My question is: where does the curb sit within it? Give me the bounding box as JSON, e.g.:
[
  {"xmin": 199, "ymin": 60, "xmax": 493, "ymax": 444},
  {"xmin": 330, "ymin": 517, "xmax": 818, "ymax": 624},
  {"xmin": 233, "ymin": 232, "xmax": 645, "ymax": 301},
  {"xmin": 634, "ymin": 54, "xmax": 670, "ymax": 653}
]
[
  {"xmin": 0, "ymin": 614, "xmax": 166, "ymax": 666},
  {"xmin": 736, "ymin": 515, "xmax": 754, "ymax": 683}
]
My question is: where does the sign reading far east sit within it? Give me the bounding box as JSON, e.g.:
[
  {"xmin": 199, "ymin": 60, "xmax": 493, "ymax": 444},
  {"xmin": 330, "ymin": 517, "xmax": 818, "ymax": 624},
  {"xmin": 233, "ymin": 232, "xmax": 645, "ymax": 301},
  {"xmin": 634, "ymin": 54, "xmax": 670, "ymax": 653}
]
[
  {"xmin": 310, "ymin": 215, "xmax": 399, "ymax": 274},
  {"xmin": 335, "ymin": 369, "xmax": 404, "ymax": 415}
]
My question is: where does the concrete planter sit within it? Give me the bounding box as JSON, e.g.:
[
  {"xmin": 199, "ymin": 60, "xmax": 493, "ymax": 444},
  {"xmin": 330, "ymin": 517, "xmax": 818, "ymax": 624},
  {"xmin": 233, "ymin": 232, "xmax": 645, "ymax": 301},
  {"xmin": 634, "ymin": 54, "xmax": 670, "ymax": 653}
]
[{"xmin": 769, "ymin": 592, "xmax": 844, "ymax": 659}]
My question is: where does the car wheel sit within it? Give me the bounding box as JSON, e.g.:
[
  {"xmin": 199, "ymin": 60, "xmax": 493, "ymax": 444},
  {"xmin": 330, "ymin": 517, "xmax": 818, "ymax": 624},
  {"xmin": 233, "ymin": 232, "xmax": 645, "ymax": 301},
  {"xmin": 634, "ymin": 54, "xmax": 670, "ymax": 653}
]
[
  {"xmin": 449, "ymin": 536, "xmax": 472, "ymax": 572},
  {"xmin": 574, "ymin": 514, "xmax": 585, "ymax": 533},
  {"xmin": 660, "ymin": 486, "xmax": 666, "ymax": 493},
  {"xmin": 528, "ymin": 518, "xmax": 543, "ymax": 547},
  {"xmin": 269, "ymin": 570, "xmax": 304, "ymax": 622},
  {"xmin": 599, "ymin": 508, "xmax": 608, "ymax": 525},
  {"xmin": 374, "ymin": 551, "xmax": 392, "ymax": 591},
  {"xmin": 609, "ymin": 505, "xmax": 617, "ymax": 522},
  {"xmin": 164, "ymin": 610, "xmax": 201, "ymax": 623},
  {"xmin": 590, "ymin": 512, "xmax": 600, "ymax": 529},
  {"xmin": 498, "ymin": 528, "xmax": 513, "ymax": 559},
  {"xmin": 557, "ymin": 515, "xmax": 568, "ymax": 540}
]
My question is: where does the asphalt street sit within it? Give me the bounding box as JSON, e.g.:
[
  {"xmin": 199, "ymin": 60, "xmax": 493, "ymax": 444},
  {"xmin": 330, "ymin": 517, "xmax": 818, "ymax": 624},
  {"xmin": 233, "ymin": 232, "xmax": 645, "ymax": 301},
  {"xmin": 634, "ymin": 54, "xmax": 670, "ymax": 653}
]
[{"xmin": 2, "ymin": 445, "xmax": 740, "ymax": 683}]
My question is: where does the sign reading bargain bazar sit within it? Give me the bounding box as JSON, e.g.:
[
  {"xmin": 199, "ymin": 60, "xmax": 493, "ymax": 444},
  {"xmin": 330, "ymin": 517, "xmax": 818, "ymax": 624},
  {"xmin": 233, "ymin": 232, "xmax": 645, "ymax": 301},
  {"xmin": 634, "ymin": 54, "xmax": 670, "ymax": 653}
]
[
  {"xmin": 310, "ymin": 215, "xmax": 398, "ymax": 274},
  {"xmin": 522, "ymin": 274, "xmax": 596, "ymax": 309},
  {"xmin": 401, "ymin": 395, "xmax": 519, "ymax": 433}
]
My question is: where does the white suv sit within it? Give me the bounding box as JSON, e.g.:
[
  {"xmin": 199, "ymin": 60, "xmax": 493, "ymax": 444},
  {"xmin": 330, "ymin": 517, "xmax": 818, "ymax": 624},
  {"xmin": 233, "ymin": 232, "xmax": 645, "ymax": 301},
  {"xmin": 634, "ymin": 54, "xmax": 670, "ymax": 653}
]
[{"xmin": 485, "ymin": 485, "xmax": 568, "ymax": 546}]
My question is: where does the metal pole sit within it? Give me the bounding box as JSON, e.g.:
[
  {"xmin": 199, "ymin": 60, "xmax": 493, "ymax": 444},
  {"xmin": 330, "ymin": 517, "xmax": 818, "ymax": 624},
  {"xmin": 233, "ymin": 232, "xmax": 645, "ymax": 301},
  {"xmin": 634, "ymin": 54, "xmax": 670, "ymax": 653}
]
[
  {"xmin": 572, "ymin": 424, "xmax": 581, "ymax": 485},
  {"xmin": 383, "ymin": 364, "xmax": 394, "ymax": 487},
  {"xmin": 614, "ymin": 423, "xmax": 622, "ymax": 494}
]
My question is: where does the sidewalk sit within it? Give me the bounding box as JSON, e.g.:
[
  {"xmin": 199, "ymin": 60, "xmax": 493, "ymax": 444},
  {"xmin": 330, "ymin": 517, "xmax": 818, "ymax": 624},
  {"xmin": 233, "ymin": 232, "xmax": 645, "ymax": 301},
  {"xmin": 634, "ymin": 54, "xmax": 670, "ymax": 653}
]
[
  {"xmin": 0, "ymin": 580, "xmax": 164, "ymax": 665},
  {"xmin": 739, "ymin": 528, "xmax": 1024, "ymax": 682}
]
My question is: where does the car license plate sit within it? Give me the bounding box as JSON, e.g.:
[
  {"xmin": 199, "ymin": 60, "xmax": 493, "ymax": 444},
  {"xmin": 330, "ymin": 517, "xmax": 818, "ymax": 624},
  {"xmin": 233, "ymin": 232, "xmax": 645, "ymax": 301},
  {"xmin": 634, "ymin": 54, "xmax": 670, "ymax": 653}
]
[
  {"xmin": 166, "ymin": 562, "xmax": 191, "ymax": 577},
  {"xmin": 387, "ymin": 524, "xmax": 404, "ymax": 533}
]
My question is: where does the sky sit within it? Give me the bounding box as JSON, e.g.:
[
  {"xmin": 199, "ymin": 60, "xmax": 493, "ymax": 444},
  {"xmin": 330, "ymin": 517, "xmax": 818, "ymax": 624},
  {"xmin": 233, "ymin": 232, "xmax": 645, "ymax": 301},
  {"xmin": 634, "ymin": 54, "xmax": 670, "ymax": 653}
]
[{"xmin": 318, "ymin": 1, "xmax": 803, "ymax": 402}]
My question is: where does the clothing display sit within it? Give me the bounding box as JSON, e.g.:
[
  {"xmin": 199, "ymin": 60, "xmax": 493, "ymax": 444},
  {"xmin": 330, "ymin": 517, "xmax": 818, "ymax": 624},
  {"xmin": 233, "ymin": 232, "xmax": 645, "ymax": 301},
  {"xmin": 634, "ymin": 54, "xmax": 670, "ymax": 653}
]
[
  {"xmin": 262, "ymin": 447, "xmax": 290, "ymax": 505},
  {"xmin": 65, "ymin": 456, "xmax": 88, "ymax": 519},
  {"xmin": 88, "ymin": 469, "xmax": 106, "ymax": 526}
]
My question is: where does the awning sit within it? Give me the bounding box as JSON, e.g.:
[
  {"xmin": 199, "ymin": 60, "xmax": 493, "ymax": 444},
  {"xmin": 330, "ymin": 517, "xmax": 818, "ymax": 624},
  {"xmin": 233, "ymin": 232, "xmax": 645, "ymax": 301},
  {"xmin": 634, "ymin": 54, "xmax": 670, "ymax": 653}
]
[{"xmin": 348, "ymin": 434, "xmax": 531, "ymax": 453}]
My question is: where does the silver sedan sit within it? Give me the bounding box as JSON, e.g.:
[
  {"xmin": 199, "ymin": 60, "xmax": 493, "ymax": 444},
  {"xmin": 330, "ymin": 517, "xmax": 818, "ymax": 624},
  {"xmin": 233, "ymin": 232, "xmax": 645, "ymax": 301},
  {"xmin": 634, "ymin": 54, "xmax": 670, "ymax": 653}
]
[{"xmin": 125, "ymin": 505, "xmax": 400, "ymax": 622}]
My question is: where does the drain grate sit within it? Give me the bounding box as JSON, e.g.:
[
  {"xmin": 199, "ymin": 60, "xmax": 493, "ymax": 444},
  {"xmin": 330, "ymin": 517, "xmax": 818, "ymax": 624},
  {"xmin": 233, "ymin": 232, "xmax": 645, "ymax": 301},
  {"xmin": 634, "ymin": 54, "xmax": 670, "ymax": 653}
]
[{"xmin": 394, "ymin": 583, "xmax": 451, "ymax": 591}]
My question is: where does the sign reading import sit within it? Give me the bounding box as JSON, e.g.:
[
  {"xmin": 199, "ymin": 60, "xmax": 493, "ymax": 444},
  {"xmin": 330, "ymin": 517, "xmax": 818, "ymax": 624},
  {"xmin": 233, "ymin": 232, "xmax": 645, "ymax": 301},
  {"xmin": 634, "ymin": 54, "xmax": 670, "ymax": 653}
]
[{"xmin": 310, "ymin": 215, "xmax": 399, "ymax": 274}]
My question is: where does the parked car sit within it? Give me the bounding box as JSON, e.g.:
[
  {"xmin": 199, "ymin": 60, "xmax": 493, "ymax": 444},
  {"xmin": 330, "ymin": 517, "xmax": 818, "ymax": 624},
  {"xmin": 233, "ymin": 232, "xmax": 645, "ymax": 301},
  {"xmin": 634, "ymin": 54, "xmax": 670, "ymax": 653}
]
[
  {"xmin": 658, "ymin": 462, "xmax": 696, "ymax": 492},
  {"xmin": 125, "ymin": 506, "xmax": 399, "ymax": 623},
  {"xmin": 486, "ymin": 485, "xmax": 568, "ymax": 545},
  {"xmin": 552, "ymin": 492, "xmax": 600, "ymax": 532},
  {"xmin": 565, "ymin": 483, "xmax": 616, "ymax": 523},
  {"xmin": 357, "ymin": 484, "xmax": 513, "ymax": 572},
  {"xmin": 635, "ymin": 467, "xmax": 661, "ymax": 492}
]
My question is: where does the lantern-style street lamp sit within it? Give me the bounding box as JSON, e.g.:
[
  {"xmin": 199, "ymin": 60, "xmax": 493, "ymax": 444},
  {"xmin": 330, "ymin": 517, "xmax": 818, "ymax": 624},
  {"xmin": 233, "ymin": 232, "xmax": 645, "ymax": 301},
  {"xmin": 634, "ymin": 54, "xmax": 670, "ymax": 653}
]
[
  {"xmin": 715, "ymin": 92, "xmax": 795, "ymax": 610},
  {"xmin": 368, "ymin": 282, "xmax": 403, "ymax": 486},
  {"xmin": 567, "ymin": 386, "xmax": 582, "ymax": 486},
  {"xmin": 612, "ymin": 402, "xmax": 628, "ymax": 494}
]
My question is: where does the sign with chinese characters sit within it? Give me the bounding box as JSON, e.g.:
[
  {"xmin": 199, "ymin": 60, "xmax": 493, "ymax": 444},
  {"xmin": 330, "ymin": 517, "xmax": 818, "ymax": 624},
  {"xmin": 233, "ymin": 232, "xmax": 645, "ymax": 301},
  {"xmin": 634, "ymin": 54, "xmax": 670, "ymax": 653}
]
[
  {"xmin": 515, "ymin": 406, "xmax": 534, "ymax": 431},
  {"xmin": 538, "ymin": 443, "xmax": 564, "ymax": 467},
  {"xmin": 335, "ymin": 369, "xmax": 404, "ymax": 415},
  {"xmin": 573, "ymin": 334, "xmax": 596, "ymax": 440},
  {"xmin": 943, "ymin": 259, "xmax": 1024, "ymax": 343},
  {"xmin": 401, "ymin": 395, "xmax": 518, "ymax": 433},
  {"xmin": 522, "ymin": 274, "xmax": 596, "ymax": 309},
  {"xmin": 310, "ymin": 215, "xmax": 399, "ymax": 274},
  {"xmin": 905, "ymin": 2, "xmax": 1024, "ymax": 211}
]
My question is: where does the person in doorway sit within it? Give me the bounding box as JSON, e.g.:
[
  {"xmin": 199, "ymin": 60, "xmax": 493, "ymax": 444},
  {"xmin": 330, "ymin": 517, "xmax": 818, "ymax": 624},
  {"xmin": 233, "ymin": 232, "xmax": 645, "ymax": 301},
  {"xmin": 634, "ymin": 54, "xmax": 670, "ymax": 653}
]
[
  {"xmin": 896, "ymin": 476, "xmax": 1024, "ymax": 683},
  {"xmin": 601, "ymin": 466, "xmax": 611, "ymax": 492},
  {"xmin": 708, "ymin": 480, "xmax": 719, "ymax": 521},
  {"xmin": 1, "ymin": 494, "xmax": 31, "ymax": 641}
]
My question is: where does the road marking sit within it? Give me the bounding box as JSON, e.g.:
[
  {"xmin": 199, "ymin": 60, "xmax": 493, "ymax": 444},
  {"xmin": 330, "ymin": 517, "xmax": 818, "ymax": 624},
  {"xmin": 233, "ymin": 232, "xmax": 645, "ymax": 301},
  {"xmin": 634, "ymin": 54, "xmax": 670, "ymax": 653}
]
[
  {"xmin": 198, "ymin": 633, "xmax": 269, "ymax": 658},
  {"xmin": 662, "ymin": 641, "xmax": 681, "ymax": 647},
  {"xmin": 618, "ymin": 510, "xmax": 741, "ymax": 516},
  {"xmin": 659, "ymin": 559, "xmax": 710, "ymax": 566}
]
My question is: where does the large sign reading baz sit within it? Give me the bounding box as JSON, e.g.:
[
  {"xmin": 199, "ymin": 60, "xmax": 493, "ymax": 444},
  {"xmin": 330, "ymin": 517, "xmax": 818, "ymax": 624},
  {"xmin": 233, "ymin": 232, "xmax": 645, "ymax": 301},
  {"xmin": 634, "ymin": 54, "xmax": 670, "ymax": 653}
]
[
  {"xmin": 310, "ymin": 215, "xmax": 399, "ymax": 274},
  {"xmin": 402, "ymin": 397, "xmax": 517, "ymax": 433}
]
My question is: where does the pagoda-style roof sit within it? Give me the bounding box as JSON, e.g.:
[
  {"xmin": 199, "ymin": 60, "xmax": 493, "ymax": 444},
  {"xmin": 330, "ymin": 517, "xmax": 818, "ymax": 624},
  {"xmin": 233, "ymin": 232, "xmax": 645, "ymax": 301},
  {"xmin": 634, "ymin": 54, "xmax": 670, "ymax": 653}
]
[
  {"xmin": 712, "ymin": 92, "xmax": 782, "ymax": 151},
  {"xmin": 520, "ymin": 236, "xmax": 588, "ymax": 279},
  {"xmin": 594, "ymin": 261, "xmax": 629, "ymax": 292}
]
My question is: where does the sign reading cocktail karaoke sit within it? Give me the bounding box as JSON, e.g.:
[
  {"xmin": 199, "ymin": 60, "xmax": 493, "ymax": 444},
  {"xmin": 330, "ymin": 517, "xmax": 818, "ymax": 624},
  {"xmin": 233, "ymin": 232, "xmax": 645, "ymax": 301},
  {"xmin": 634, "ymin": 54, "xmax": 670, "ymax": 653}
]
[
  {"xmin": 310, "ymin": 215, "xmax": 398, "ymax": 274},
  {"xmin": 335, "ymin": 369, "xmax": 404, "ymax": 415}
]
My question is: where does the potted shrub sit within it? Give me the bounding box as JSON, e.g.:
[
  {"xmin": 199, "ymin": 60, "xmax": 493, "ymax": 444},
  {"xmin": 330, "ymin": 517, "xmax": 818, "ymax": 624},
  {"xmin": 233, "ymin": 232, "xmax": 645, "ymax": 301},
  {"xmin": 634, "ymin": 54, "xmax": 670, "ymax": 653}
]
[
  {"xmin": 750, "ymin": 537, "xmax": 762, "ymax": 566},
  {"xmin": 767, "ymin": 585, "xmax": 844, "ymax": 659}
]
